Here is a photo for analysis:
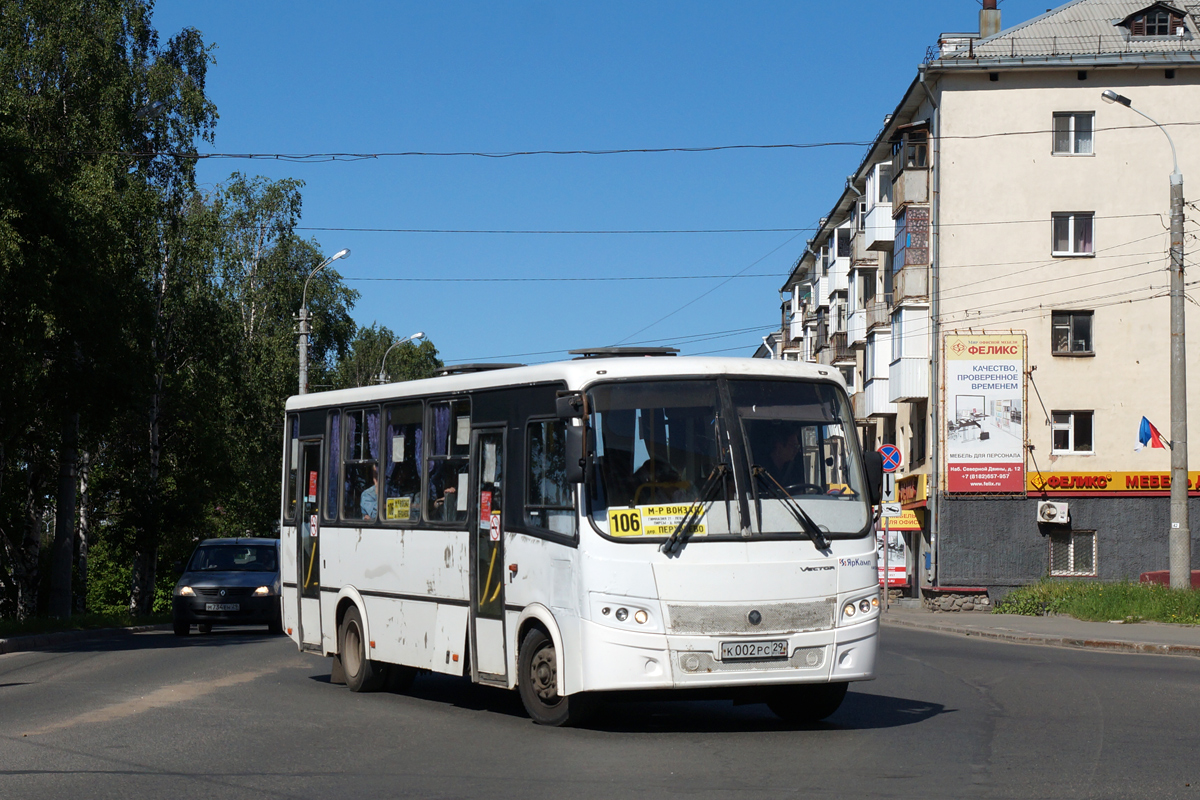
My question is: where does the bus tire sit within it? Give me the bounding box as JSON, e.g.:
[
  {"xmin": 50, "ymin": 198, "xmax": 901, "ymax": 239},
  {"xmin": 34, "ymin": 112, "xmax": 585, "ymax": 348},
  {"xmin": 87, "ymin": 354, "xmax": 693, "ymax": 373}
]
[
  {"xmin": 517, "ymin": 627, "xmax": 594, "ymax": 727},
  {"xmin": 767, "ymin": 681, "xmax": 849, "ymax": 723},
  {"xmin": 340, "ymin": 606, "xmax": 386, "ymax": 692}
]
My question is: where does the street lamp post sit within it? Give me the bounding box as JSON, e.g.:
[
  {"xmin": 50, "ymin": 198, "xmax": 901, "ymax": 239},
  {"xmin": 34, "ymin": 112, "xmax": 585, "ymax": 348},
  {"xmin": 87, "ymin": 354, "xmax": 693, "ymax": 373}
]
[
  {"xmin": 377, "ymin": 332, "xmax": 427, "ymax": 384},
  {"xmin": 298, "ymin": 248, "xmax": 350, "ymax": 395},
  {"xmin": 1102, "ymin": 89, "xmax": 1191, "ymax": 589}
]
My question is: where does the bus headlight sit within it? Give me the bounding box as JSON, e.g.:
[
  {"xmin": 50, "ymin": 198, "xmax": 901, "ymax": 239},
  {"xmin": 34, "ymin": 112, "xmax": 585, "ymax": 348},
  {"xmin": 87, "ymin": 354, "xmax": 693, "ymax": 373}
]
[{"xmin": 843, "ymin": 602, "xmax": 856, "ymax": 619}]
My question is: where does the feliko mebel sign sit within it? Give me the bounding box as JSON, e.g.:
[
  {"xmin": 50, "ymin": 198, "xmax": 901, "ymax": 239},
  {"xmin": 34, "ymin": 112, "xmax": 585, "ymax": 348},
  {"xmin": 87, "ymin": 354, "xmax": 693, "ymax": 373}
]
[{"xmin": 944, "ymin": 333, "xmax": 1026, "ymax": 493}]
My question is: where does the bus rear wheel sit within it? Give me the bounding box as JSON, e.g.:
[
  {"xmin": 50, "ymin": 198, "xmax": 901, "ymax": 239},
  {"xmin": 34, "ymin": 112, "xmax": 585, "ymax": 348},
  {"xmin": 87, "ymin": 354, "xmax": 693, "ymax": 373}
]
[
  {"xmin": 767, "ymin": 682, "xmax": 848, "ymax": 723},
  {"xmin": 339, "ymin": 606, "xmax": 386, "ymax": 692},
  {"xmin": 517, "ymin": 627, "xmax": 594, "ymax": 727}
]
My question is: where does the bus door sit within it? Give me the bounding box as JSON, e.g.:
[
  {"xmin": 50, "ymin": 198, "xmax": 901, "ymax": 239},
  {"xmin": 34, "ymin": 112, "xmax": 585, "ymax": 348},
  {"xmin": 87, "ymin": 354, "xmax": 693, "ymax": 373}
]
[
  {"xmin": 297, "ymin": 439, "xmax": 323, "ymax": 650},
  {"xmin": 470, "ymin": 428, "xmax": 508, "ymax": 682}
]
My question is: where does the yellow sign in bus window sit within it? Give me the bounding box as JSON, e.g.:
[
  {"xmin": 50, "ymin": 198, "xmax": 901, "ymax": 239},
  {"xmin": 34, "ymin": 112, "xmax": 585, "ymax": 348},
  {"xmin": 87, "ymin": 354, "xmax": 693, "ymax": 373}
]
[
  {"xmin": 386, "ymin": 497, "xmax": 411, "ymax": 520},
  {"xmin": 608, "ymin": 508, "xmax": 643, "ymax": 537}
]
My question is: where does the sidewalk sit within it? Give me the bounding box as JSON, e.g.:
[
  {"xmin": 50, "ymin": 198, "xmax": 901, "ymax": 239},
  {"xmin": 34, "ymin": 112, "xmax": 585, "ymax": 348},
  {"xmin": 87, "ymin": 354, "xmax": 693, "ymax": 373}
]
[
  {"xmin": 880, "ymin": 602, "xmax": 1200, "ymax": 658},
  {"xmin": 0, "ymin": 623, "xmax": 170, "ymax": 656}
]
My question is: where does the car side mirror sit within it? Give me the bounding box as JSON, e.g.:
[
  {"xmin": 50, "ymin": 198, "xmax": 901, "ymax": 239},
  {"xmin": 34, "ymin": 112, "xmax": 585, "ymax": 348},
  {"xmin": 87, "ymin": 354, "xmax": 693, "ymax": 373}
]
[
  {"xmin": 864, "ymin": 451, "xmax": 884, "ymax": 505},
  {"xmin": 172, "ymin": 559, "xmax": 185, "ymax": 576}
]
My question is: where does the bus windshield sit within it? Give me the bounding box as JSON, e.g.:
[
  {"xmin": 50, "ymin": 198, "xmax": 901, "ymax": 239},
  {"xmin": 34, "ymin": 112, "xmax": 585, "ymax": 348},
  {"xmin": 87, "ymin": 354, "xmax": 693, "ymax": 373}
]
[{"xmin": 587, "ymin": 378, "xmax": 869, "ymax": 541}]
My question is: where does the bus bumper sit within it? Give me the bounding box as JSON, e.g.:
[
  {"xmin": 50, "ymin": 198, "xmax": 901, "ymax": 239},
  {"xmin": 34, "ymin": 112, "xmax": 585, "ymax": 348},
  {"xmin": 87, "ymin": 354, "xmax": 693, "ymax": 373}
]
[{"xmin": 577, "ymin": 616, "xmax": 878, "ymax": 692}]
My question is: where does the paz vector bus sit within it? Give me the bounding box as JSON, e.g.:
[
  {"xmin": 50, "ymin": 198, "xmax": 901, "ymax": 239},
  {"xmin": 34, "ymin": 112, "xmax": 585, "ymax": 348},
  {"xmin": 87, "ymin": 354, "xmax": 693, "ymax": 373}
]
[{"xmin": 280, "ymin": 348, "xmax": 884, "ymax": 726}]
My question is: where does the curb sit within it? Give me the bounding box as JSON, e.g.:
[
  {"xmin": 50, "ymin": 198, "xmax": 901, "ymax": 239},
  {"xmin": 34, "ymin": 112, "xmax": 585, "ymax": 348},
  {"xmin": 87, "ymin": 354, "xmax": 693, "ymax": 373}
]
[
  {"xmin": 0, "ymin": 624, "xmax": 172, "ymax": 656},
  {"xmin": 881, "ymin": 616, "xmax": 1200, "ymax": 659}
]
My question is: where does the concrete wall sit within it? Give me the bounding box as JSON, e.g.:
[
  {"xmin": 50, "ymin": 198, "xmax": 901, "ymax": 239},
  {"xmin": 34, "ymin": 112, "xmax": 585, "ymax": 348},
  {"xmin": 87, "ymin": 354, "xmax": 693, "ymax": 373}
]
[{"xmin": 939, "ymin": 496, "xmax": 1200, "ymax": 586}]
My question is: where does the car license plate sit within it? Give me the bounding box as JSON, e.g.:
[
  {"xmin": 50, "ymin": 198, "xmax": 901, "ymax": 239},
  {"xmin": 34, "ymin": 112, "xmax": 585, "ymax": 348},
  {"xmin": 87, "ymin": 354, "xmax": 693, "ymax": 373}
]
[
  {"xmin": 204, "ymin": 603, "xmax": 240, "ymax": 612},
  {"xmin": 721, "ymin": 640, "xmax": 787, "ymax": 660}
]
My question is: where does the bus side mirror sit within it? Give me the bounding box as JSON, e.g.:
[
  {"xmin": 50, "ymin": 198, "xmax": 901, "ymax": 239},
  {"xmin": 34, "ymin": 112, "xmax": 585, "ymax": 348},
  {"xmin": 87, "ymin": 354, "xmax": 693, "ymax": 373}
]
[
  {"xmin": 556, "ymin": 393, "xmax": 584, "ymax": 420},
  {"xmin": 864, "ymin": 451, "xmax": 884, "ymax": 505},
  {"xmin": 565, "ymin": 423, "xmax": 591, "ymax": 484}
]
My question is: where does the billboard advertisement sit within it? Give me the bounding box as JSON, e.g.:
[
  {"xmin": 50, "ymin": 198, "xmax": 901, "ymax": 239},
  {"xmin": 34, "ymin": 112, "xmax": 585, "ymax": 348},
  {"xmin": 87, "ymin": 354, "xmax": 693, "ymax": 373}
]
[{"xmin": 944, "ymin": 333, "xmax": 1026, "ymax": 492}]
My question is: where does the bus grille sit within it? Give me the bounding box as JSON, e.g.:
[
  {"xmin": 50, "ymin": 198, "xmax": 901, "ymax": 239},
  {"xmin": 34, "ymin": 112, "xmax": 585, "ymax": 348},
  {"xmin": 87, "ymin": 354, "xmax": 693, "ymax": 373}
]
[{"xmin": 665, "ymin": 600, "xmax": 835, "ymax": 635}]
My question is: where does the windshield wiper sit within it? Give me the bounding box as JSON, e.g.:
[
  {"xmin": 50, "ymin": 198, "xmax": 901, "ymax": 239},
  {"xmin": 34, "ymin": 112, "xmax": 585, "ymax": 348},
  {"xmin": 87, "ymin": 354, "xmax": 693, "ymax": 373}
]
[
  {"xmin": 751, "ymin": 465, "xmax": 831, "ymax": 551},
  {"xmin": 660, "ymin": 464, "xmax": 728, "ymax": 558}
]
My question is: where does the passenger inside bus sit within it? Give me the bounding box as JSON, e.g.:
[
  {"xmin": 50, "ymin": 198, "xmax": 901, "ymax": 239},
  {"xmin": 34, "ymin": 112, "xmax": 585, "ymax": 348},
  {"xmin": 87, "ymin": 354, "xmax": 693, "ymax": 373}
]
[{"xmin": 360, "ymin": 464, "xmax": 379, "ymax": 519}]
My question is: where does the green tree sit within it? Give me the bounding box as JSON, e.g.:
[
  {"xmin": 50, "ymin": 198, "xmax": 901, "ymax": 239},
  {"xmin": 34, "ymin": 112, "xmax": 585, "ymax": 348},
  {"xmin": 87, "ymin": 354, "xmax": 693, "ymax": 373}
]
[
  {"xmin": 334, "ymin": 325, "xmax": 442, "ymax": 390},
  {"xmin": 0, "ymin": 0, "xmax": 216, "ymax": 618}
]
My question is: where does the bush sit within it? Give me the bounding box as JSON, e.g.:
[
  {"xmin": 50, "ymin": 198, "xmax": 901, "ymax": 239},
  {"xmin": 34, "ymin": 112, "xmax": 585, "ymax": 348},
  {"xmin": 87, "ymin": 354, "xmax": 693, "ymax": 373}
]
[{"xmin": 993, "ymin": 580, "xmax": 1200, "ymax": 624}]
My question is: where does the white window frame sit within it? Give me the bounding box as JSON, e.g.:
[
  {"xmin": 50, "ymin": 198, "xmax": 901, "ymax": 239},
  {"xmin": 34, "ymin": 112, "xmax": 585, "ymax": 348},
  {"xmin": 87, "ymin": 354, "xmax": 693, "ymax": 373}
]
[
  {"xmin": 1051, "ymin": 410, "xmax": 1094, "ymax": 454},
  {"xmin": 1052, "ymin": 112, "xmax": 1094, "ymax": 155},
  {"xmin": 1049, "ymin": 529, "xmax": 1097, "ymax": 577},
  {"xmin": 1052, "ymin": 212, "xmax": 1094, "ymax": 257},
  {"xmin": 891, "ymin": 309, "xmax": 904, "ymax": 361}
]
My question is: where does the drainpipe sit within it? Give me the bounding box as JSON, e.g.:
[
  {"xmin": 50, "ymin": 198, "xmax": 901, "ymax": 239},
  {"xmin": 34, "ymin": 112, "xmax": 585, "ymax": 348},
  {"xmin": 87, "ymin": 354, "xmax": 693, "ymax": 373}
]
[{"xmin": 919, "ymin": 64, "xmax": 940, "ymax": 599}]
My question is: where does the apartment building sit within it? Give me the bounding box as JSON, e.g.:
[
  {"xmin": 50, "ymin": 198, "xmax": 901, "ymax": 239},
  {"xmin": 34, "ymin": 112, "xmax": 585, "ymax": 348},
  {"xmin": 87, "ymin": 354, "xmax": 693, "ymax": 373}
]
[{"xmin": 765, "ymin": 0, "xmax": 1200, "ymax": 596}]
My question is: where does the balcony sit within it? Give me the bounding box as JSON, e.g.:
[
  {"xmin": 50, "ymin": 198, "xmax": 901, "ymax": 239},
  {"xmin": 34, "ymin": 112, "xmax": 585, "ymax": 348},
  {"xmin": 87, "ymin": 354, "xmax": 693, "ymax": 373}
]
[
  {"xmin": 889, "ymin": 356, "xmax": 929, "ymax": 402},
  {"xmin": 864, "ymin": 204, "xmax": 894, "ymax": 251},
  {"xmin": 893, "ymin": 169, "xmax": 928, "ymax": 210},
  {"xmin": 852, "ymin": 390, "xmax": 867, "ymax": 419},
  {"xmin": 866, "ymin": 299, "xmax": 891, "ymax": 331},
  {"xmin": 830, "ymin": 260, "xmax": 849, "ymax": 294},
  {"xmin": 848, "ymin": 307, "xmax": 866, "ymax": 347},
  {"xmin": 852, "ymin": 232, "xmax": 880, "ymax": 266},
  {"xmin": 894, "ymin": 263, "xmax": 929, "ymax": 304},
  {"xmin": 864, "ymin": 377, "xmax": 898, "ymax": 417},
  {"xmin": 830, "ymin": 331, "xmax": 853, "ymax": 365}
]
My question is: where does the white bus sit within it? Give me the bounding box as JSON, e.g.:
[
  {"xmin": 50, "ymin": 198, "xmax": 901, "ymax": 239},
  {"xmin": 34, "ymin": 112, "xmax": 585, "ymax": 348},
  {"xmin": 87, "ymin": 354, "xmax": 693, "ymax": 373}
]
[{"xmin": 280, "ymin": 350, "xmax": 883, "ymax": 726}]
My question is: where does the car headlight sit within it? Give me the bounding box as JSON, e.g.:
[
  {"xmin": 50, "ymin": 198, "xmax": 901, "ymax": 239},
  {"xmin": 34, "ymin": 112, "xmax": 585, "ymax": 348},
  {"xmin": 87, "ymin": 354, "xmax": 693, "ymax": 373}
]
[
  {"xmin": 253, "ymin": 586, "xmax": 271, "ymax": 596},
  {"xmin": 178, "ymin": 586, "xmax": 194, "ymax": 597}
]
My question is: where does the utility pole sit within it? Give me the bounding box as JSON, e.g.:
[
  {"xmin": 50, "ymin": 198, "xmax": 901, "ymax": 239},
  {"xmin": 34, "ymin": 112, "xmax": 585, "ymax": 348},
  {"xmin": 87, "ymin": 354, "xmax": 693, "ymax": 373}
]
[{"xmin": 1102, "ymin": 90, "xmax": 1190, "ymax": 589}]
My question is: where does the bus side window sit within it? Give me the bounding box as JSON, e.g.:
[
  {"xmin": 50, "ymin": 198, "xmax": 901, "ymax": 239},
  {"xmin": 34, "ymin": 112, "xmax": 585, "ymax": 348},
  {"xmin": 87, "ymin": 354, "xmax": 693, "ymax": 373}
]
[
  {"xmin": 324, "ymin": 410, "xmax": 341, "ymax": 521},
  {"xmin": 343, "ymin": 406, "xmax": 380, "ymax": 521},
  {"xmin": 526, "ymin": 419, "xmax": 576, "ymax": 537},
  {"xmin": 383, "ymin": 401, "xmax": 422, "ymax": 523},
  {"xmin": 284, "ymin": 415, "xmax": 299, "ymax": 521},
  {"xmin": 426, "ymin": 398, "xmax": 470, "ymax": 523}
]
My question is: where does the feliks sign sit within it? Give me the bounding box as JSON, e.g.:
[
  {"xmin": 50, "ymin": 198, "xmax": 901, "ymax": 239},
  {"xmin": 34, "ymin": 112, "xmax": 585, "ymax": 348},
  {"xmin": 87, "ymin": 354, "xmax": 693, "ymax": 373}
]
[{"xmin": 944, "ymin": 333, "xmax": 1026, "ymax": 493}]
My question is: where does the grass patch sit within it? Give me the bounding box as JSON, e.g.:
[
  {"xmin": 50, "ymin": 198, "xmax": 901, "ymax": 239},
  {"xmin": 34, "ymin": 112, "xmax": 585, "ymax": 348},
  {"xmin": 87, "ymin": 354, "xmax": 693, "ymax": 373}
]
[
  {"xmin": 993, "ymin": 580, "xmax": 1200, "ymax": 624},
  {"xmin": 0, "ymin": 612, "xmax": 171, "ymax": 639}
]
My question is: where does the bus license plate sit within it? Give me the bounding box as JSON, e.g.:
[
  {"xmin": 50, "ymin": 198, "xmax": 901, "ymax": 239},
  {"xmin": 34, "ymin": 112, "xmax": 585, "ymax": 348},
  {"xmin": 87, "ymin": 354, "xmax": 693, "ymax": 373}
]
[
  {"xmin": 204, "ymin": 603, "xmax": 239, "ymax": 612},
  {"xmin": 721, "ymin": 640, "xmax": 787, "ymax": 660}
]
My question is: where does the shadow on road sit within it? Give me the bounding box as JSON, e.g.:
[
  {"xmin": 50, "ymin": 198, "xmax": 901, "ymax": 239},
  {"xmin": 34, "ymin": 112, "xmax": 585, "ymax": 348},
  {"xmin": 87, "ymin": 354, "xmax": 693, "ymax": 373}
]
[
  {"xmin": 310, "ymin": 669, "xmax": 949, "ymax": 732},
  {"xmin": 30, "ymin": 627, "xmax": 286, "ymax": 655}
]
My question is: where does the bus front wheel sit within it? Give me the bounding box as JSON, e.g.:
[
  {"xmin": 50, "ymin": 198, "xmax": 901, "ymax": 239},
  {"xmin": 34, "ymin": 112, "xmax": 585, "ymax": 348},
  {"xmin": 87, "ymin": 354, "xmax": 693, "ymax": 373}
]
[
  {"xmin": 767, "ymin": 681, "xmax": 848, "ymax": 723},
  {"xmin": 517, "ymin": 627, "xmax": 594, "ymax": 727},
  {"xmin": 339, "ymin": 606, "xmax": 386, "ymax": 692}
]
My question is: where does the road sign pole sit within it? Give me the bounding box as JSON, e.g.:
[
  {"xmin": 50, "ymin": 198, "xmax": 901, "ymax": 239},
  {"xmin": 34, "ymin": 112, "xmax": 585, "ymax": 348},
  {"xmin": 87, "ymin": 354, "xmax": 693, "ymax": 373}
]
[{"xmin": 883, "ymin": 516, "xmax": 890, "ymax": 613}]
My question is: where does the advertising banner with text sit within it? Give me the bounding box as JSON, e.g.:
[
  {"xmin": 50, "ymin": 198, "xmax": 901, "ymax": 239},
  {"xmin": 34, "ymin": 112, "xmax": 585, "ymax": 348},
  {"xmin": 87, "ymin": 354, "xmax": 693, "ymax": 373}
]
[{"xmin": 944, "ymin": 333, "xmax": 1026, "ymax": 492}]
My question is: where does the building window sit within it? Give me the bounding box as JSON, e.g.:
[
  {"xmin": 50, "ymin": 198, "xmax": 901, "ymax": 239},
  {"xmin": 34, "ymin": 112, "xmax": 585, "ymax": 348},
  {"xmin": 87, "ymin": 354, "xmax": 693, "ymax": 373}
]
[
  {"xmin": 877, "ymin": 163, "xmax": 892, "ymax": 203},
  {"xmin": 891, "ymin": 128, "xmax": 928, "ymax": 174},
  {"xmin": 1052, "ymin": 411, "xmax": 1094, "ymax": 454},
  {"xmin": 1052, "ymin": 212, "xmax": 1093, "ymax": 256},
  {"xmin": 837, "ymin": 228, "xmax": 851, "ymax": 259},
  {"xmin": 1050, "ymin": 530, "xmax": 1096, "ymax": 577},
  {"xmin": 865, "ymin": 335, "xmax": 876, "ymax": 381},
  {"xmin": 909, "ymin": 402, "xmax": 927, "ymax": 466},
  {"xmin": 891, "ymin": 309, "xmax": 904, "ymax": 361},
  {"xmin": 1052, "ymin": 310, "xmax": 1094, "ymax": 354},
  {"xmin": 1128, "ymin": 8, "xmax": 1185, "ymax": 36},
  {"xmin": 1052, "ymin": 112, "xmax": 1093, "ymax": 155}
]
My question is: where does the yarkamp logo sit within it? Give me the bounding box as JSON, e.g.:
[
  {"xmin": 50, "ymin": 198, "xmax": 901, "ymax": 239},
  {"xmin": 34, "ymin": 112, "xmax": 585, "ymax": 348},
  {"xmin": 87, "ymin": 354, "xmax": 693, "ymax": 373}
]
[
  {"xmin": 838, "ymin": 558, "xmax": 873, "ymax": 568},
  {"xmin": 800, "ymin": 565, "xmax": 834, "ymax": 572}
]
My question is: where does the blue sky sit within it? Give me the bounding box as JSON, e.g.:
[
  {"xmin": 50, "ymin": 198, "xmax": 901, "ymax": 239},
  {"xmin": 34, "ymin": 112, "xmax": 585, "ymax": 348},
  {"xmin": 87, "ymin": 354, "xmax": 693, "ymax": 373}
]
[{"xmin": 152, "ymin": 0, "xmax": 1051, "ymax": 366}]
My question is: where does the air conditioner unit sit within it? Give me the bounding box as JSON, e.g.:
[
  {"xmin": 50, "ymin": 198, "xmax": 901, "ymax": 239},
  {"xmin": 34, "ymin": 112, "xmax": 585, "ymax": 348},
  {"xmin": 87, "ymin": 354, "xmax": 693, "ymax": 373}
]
[{"xmin": 1037, "ymin": 501, "xmax": 1070, "ymax": 524}]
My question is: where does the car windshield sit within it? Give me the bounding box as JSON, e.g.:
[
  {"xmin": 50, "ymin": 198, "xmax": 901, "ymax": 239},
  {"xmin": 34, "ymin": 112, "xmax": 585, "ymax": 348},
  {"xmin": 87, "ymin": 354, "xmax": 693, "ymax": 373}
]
[
  {"xmin": 587, "ymin": 377, "xmax": 869, "ymax": 540},
  {"xmin": 188, "ymin": 545, "xmax": 278, "ymax": 572}
]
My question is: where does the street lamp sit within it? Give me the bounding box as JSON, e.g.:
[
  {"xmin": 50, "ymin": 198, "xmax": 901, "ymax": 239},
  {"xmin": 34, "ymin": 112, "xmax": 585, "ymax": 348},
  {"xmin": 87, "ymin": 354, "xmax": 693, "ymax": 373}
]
[
  {"xmin": 298, "ymin": 248, "xmax": 350, "ymax": 395},
  {"xmin": 377, "ymin": 332, "xmax": 427, "ymax": 384},
  {"xmin": 1102, "ymin": 89, "xmax": 1191, "ymax": 590}
]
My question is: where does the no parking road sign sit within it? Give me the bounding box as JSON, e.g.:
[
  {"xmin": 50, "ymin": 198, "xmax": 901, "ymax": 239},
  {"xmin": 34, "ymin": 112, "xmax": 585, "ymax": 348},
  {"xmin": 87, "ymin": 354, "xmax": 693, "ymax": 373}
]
[{"xmin": 877, "ymin": 444, "xmax": 902, "ymax": 473}]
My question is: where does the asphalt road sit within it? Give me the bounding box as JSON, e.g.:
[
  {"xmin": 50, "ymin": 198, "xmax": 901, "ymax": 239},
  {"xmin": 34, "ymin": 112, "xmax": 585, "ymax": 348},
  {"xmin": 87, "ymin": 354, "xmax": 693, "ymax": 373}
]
[{"xmin": 1, "ymin": 626, "xmax": 1197, "ymax": 799}]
